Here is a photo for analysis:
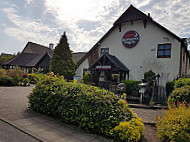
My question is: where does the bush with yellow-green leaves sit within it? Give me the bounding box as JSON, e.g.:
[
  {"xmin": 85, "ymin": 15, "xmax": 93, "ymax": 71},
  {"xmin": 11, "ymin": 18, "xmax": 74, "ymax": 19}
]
[
  {"xmin": 157, "ymin": 103, "xmax": 190, "ymax": 142},
  {"xmin": 110, "ymin": 116, "xmax": 144, "ymax": 142},
  {"xmin": 28, "ymin": 74, "xmax": 144, "ymax": 141}
]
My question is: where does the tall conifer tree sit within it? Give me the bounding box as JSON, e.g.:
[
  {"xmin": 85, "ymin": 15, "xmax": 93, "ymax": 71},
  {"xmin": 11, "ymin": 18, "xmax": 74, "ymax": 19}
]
[{"xmin": 50, "ymin": 32, "xmax": 76, "ymax": 80}]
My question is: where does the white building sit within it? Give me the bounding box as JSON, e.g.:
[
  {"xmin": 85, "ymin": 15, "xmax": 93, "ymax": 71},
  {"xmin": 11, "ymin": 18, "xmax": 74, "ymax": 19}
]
[{"xmin": 76, "ymin": 5, "xmax": 190, "ymax": 86}]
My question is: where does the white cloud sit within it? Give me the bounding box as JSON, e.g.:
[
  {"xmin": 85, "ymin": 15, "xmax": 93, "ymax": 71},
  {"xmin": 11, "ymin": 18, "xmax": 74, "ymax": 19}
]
[
  {"xmin": 136, "ymin": 0, "xmax": 190, "ymax": 38},
  {"xmin": 25, "ymin": 0, "xmax": 35, "ymax": 4},
  {"xmin": 1, "ymin": 0, "xmax": 190, "ymax": 53},
  {"xmin": 2, "ymin": 7, "xmax": 60, "ymax": 47},
  {"xmin": 43, "ymin": 0, "xmax": 122, "ymax": 51}
]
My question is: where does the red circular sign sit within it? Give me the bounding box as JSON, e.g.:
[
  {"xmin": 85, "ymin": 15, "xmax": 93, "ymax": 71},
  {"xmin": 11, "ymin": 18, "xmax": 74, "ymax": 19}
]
[{"xmin": 122, "ymin": 30, "xmax": 139, "ymax": 48}]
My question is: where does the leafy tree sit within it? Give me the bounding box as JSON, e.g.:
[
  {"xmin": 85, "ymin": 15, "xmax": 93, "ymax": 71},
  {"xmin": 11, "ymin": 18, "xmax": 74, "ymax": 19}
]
[{"xmin": 50, "ymin": 32, "xmax": 76, "ymax": 80}]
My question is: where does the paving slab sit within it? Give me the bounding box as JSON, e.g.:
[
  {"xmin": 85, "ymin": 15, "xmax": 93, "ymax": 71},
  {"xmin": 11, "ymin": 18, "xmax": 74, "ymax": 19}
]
[
  {"xmin": 55, "ymin": 124, "xmax": 80, "ymax": 135},
  {"xmin": 70, "ymin": 130, "xmax": 98, "ymax": 142},
  {"xmin": 13, "ymin": 118, "xmax": 38, "ymax": 127},
  {"xmin": 23, "ymin": 123, "xmax": 52, "ymax": 134},
  {"xmin": 52, "ymin": 135, "xmax": 83, "ymax": 142},
  {"xmin": 131, "ymin": 107, "xmax": 164, "ymax": 124},
  {"xmin": 37, "ymin": 129, "xmax": 68, "ymax": 141},
  {"xmin": 89, "ymin": 136, "xmax": 111, "ymax": 142}
]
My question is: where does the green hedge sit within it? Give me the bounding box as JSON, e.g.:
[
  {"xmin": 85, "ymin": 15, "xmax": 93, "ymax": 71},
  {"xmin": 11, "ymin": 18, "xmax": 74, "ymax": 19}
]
[
  {"xmin": 28, "ymin": 75, "xmax": 144, "ymax": 141},
  {"xmin": 122, "ymin": 80, "xmax": 141, "ymax": 97},
  {"xmin": 0, "ymin": 76, "xmax": 16, "ymax": 86},
  {"xmin": 157, "ymin": 103, "xmax": 190, "ymax": 142},
  {"xmin": 168, "ymin": 85, "xmax": 190, "ymax": 105}
]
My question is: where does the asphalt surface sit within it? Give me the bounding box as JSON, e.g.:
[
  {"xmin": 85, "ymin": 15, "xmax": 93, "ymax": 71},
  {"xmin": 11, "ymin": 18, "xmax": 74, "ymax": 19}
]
[{"xmin": 0, "ymin": 119, "xmax": 40, "ymax": 142}]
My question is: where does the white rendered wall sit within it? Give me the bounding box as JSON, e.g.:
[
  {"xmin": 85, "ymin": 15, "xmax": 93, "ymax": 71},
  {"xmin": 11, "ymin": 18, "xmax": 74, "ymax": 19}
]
[
  {"xmin": 99, "ymin": 21, "xmax": 181, "ymax": 84},
  {"xmin": 75, "ymin": 58, "xmax": 89, "ymax": 78}
]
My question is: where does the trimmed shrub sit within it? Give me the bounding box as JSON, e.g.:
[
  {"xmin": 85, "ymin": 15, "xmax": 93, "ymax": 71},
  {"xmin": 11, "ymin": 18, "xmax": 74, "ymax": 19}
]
[
  {"xmin": 174, "ymin": 78, "xmax": 190, "ymax": 88},
  {"xmin": 168, "ymin": 85, "xmax": 190, "ymax": 105},
  {"xmin": 157, "ymin": 103, "xmax": 190, "ymax": 142},
  {"xmin": 166, "ymin": 81, "xmax": 175, "ymax": 97},
  {"xmin": 122, "ymin": 80, "xmax": 141, "ymax": 97},
  {"xmin": 110, "ymin": 117, "xmax": 144, "ymax": 142},
  {"xmin": 28, "ymin": 75, "xmax": 144, "ymax": 141},
  {"xmin": 0, "ymin": 76, "xmax": 16, "ymax": 86}
]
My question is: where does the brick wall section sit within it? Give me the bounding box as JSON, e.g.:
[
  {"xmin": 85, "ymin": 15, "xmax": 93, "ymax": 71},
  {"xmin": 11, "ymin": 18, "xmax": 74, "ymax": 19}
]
[{"xmin": 88, "ymin": 47, "xmax": 99, "ymax": 66}]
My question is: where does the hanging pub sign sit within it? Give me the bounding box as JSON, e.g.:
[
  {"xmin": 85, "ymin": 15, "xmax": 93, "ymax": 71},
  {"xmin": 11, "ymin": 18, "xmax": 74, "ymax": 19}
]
[
  {"xmin": 96, "ymin": 65, "xmax": 111, "ymax": 70},
  {"xmin": 122, "ymin": 30, "xmax": 139, "ymax": 48}
]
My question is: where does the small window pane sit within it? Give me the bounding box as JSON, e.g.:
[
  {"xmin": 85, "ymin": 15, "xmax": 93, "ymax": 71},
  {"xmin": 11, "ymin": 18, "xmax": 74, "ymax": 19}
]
[
  {"xmin": 158, "ymin": 51, "xmax": 164, "ymax": 56},
  {"xmin": 165, "ymin": 45, "xmax": 171, "ymax": 49},
  {"xmin": 165, "ymin": 50, "xmax": 171, "ymax": 56},
  {"xmin": 158, "ymin": 45, "xmax": 165, "ymax": 50},
  {"xmin": 101, "ymin": 48, "xmax": 109, "ymax": 55}
]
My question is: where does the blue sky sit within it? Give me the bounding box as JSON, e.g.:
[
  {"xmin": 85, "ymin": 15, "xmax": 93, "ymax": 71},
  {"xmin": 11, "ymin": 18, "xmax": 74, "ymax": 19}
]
[{"xmin": 0, "ymin": 0, "xmax": 190, "ymax": 54}]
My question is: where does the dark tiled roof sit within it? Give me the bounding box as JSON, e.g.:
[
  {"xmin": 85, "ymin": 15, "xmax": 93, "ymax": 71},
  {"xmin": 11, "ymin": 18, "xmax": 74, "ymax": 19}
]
[
  {"xmin": 3, "ymin": 41, "xmax": 53, "ymax": 67},
  {"xmin": 106, "ymin": 54, "xmax": 129, "ymax": 72},
  {"xmin": 22, "ymin": 42, "xmax": 53, "ymax": 55},
  {"xmin": 90, "ymin": 53, "xmax": 129, "ymax": 72},
  {"xmin": 73, "ymin": 52, "xmax": 87, "ymax": 63},
  {"xmin": 3, "ymin": 53, "xmax": 47, "ymax": 67},
  {"xmin": 3, "ymin": 41, "xmax": 86, "ymax": 67}
]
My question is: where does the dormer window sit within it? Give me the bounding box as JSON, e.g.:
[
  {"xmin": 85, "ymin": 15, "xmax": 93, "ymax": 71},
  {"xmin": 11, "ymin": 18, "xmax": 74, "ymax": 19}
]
[{"xmin": 101, "ymin": 48, "xmax": 109, "ymax": 55}]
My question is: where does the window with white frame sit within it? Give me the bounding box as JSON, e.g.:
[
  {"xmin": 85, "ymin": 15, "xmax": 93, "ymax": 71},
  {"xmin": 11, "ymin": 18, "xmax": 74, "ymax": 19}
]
[{"xmin": 157, "ymin": 44, "xmax": 171, "ymax": 58}]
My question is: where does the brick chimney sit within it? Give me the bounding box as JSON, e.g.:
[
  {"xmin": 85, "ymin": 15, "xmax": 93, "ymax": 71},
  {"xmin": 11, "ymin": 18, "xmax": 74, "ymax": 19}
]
[{"xmin": 49, "ymin": 43, "xmax": 54, "ymax": 50}]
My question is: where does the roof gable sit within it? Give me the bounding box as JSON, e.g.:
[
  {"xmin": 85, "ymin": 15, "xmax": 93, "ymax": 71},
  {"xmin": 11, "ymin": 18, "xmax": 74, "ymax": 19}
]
[
  {"xmin": 22, "ymin": 42, "xmax": 53, "ymax": 55},
  {"xmin": 78, "ymin": 5, "xmax": 184, "ymax": 66},
  {"xmin": 114, "ymin": 4, "xmax": 152, "ymax": 26},
  {"xmin": 90, "ymin": 53, "xmax": 129, "ymax": 72}
]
